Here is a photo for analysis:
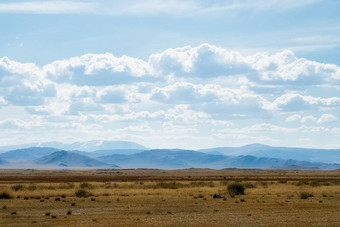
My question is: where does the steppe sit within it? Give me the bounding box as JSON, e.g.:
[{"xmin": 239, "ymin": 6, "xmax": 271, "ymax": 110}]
[{"xmin": 0, "ymin": 168, "xmax": 339, "ymax": 226}]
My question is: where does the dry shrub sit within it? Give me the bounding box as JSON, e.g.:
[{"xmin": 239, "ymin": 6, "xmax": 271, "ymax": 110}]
[
  {"xmin": 75, "ymin": 189, "xmax": 90, "ymax": 198},
  {"xmin": 80, "ymin": 182, "xmax": 94, "ymax": 189},
  {"xmin": 300, "ymin": 192, "xmax": 313, "ymax": 199},
  {"xmin": 153, "ymin": 182, "xmax": 184, "ymax": 189},
  {"xmin": 11, "ymin": 184, "xmax": 24, "ymax": 191},
  {"xmin": 244, "ymin": 182, "xmax": 256, "ymax": 188},
  {"xmin": 0, "ymin": 192, "xmax": 12, "ymax": 199},
  {"xmin": 227, "ymin": 183, "xmax": 245, "ymax": 195}
]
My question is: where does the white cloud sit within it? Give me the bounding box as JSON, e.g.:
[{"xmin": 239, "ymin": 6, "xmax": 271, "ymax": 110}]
[
  {"xmin": 0, "ymin": 0, "xmax": 322, "ymax": 15},
  {"xmin": 263, "ymin": 94, "xmax": 340, "ymax": 111},
  {"xmin": 43, "ymin": 53, "xmax": 154, "ymax": 86},
  {"xmin": 0, "ymin": 1, "xmax": 98, "ymax": 14},
  {"xmin": 301, "ymin": 115, "xmax": 317, "ymax": 124},
  {"xmin": 285, "ymin": 114, "xmax": 301, "ymax": 122},
  {"xmin": 1, "ymin": 43, "xmax": 340, "ymax": 148},
  {"xmin": 0, "ymin": 118, "xmax": 42, "ymax": 129},
  {"xmin": 317, "ymin": 114, "xmax": 338, "ymax": 124}
]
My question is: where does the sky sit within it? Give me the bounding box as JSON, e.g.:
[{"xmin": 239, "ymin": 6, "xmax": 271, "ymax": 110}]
[{"xmin": 0, "ymin": 0, "xmax": 340, "ymax": 149}]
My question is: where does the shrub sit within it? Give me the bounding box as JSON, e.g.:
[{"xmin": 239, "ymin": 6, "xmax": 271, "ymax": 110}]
[
  {"xmin": 154, "ymin": 182, "xmax": 184, "ymax": 189},
  {"xmin": 27, "ymin": 184, "xmax": 37, "ymax": 191},
  {"xmin": 79, "ymin": 182, "xmax": 94, "ymax": 189},
  {"xmin": 0, "ymin": 192, "xmax": 12, "ymax": 199},
  {"xmin": 227, "ymin": 183, "xmax": 245, "ymax": 195},
  {"xmin": 75, "ymin": 189, "xmax": 89, "ymax": 198},
  {"xmin": 244, "ymin": 182, "xmax": 256, "ymax": 188},
  {"xmin": 11, "ymin": 184, "xmax": 24, "ymax": 191},
  {"xmin": 300, "ymin": 192, "xmax": 313, "ymax": 199}
]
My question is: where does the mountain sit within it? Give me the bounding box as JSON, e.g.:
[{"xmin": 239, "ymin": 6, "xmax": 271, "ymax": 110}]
[
  {"xmin": 34, "ymin": 150, "xmax": 119, "ymax": 167},
  {"xmin": 0, "ymin": 147, "xmax": 61, "ymax": 161},
  {"xmin": 0, "ymin": 157, "xmax": 7, "ymax": 165},
  {"xmin": 0, "ymin": 140, "xmax": 147, "ymax": 153},
  {"xmin": 85, "ymin": 149, "xmax": 145, "ymax": 158},
  {"xmin": 200, "ymin": 143, "xmax": 340, "ymax": 163},
  {"xmin": 97, "ymin": 149, "xmax": 340, "ymax": 169}
]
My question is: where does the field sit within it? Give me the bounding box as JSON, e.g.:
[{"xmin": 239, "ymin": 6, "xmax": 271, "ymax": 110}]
[{"xmin": 0, "ymin": 168, "xmax": 340, "ymax": 226}]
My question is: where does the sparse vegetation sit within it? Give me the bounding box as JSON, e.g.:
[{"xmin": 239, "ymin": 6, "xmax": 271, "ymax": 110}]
[
  {"xmin": 80, "ymin": 182, "xmax": 94, "ymax": 189},
  {"xmin": 227, "ymin": 183, "xmax": 245, "ymax": 195},
  {"xmin": 300, "ymin": 192, "xmax": 314, "ymax": 199},
  {"xmin": 0, "ymin": 169, "xmax": 338, "ymax": 226},
  {"xmin": 75, "ymin": 189, "xmax": 90, "ymax": 198},
  {"xmin": 0, "ymin": 191, "xmax": 12, "ymax": 199},
  {"xmin": 11, "ymin": 184, "xmax": 24, "ymax": 191}
]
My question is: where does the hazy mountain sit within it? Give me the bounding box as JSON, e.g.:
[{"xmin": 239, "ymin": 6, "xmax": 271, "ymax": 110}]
[
  {"xmin": 0, "ymin": 140, "xmax": 147, "ymax": 153},
  {"xmin": 97, "ymin": 149, "xmax": 340, "ymax": 169},
  {"xmin": 200, "ymin": 143, "xmax": 340, "ymax": 163},
  {"xmin": 86, "ymin": 149, "xmax": 145, "ymax": 158},
  {"xmin": 34, "ymin": 150, "xmax": 119, "ymax": 167},
  {"xmin": 0, "ymin": 157, "xmax": 7, "ymax": 165},
  {"xmin": 0, "ymin": 147, "xmax": 60, "ymax": 161}
]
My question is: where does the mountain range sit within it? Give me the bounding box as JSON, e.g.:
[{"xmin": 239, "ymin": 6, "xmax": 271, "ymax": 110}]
[{"xmin": 0, "ymin": 141, "xmax": 339, "ymax": 169}]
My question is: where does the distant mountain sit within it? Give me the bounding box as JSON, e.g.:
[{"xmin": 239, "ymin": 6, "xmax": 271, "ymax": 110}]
[
  {"xmin": 0, "ymin": 147, "xmax": 60, "ymax": 161},
  {"xmin": 97, "ymin": 149, "xmax": 340, "ymax": 169},
  {"xmin": 200, "ymin": 143, "xmax": 340, "ymax": 163},
  {"xmin": 0, "ymin": 157, "xmax": 7, "ymax": 165},
  {"xmin": 86, "ymin": 149, "xmax": 145, "ymax": 158},
  {"xmin": 0, "ymin": 140, "xmax": 147, "ymax": 153},
  {"xmin": 34, "ymin": 151, "xmax": 119, "ymax": 167}
]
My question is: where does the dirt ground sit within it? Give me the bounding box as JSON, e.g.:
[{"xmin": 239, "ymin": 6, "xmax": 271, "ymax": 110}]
[{"xmin": 0, "ymin": 169, "xmax": 339, "ymax": 226}]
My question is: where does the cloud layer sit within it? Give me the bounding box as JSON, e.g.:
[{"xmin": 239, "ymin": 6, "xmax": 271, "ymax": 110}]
[{"xmin": 0, "ymin": 44, "xmax": 339, "ymax": 148}]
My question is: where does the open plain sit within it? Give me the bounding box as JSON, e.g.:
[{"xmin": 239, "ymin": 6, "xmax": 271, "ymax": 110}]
[{"xmin": 0, "ymin": 168, "xmax": 339, "ymax": 226}]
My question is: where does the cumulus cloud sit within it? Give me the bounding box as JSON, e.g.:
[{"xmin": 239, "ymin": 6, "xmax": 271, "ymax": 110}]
[
  {"xmin": 285, "ymin": 114, "xmax": 301, "ymax": 122},
  {"xmin": 301, "ymin": 115, "xmax": 317, "ymax": 124},
  {"xmin": 317, "ymin": 114, "xmax": 338, "ymax": 124},
  {"xmin": 262, "ymin": 94, "xmax": 340, "ymax": 111},
  {"xmin": 43, "ymin": 53, "xmax": 154, "ymax": 86},
  {"xmin": 1, "ymin": 43, "xmax": 340, "ymax": 148}
]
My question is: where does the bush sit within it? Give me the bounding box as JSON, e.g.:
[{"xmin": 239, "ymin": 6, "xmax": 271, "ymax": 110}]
[
  {"xmin": 154, "ymin": 182, "xmax": 184, "ymax": 189},
  {"xmin": 244, "ymin": 182, "xmax": 256, "ymax": 188},
  {"xmin": 75, "ymin": 189, "xmax": 89, "ymax": 198},
  {"xmin": 11, "ymin": 184, "xmax": 24, "ymax": 191},
  {"xmin": 300, "ymin": 192, "xmax": 313, "ymax": 199},
  {"xmin": 227, "ymin": 183, "xmax": 245, "ymax": 195},
  {"xmin": 79, "ymin": 182, "xmax": 94, "ymax": 189},
  {"xmin": 0, "ymin": 192, "xmax": 13, "ymax": 199}
]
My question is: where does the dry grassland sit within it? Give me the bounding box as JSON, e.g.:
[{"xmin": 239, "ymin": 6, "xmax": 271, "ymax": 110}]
[{"xmin": 0, "ymin": 169, "xmax": 339, "ymax": 226}]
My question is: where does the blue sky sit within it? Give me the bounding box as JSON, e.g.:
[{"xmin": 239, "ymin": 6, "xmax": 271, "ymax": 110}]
[{"xmin": 0, "ymin": 0, "xmax": 340, "ymax": 149}]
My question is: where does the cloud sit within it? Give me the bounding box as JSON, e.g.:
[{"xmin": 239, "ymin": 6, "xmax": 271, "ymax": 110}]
[
  {"xmin": 263, "ymin": 94, "xmax": 340, "ymax": 111},
  {"xmin": 43, "ymin": 53, "xmax": 154, "ymax": 86},
  {"xmin": 285, "ymin": 114, "xmax": 301, "ymax": 122},
  {"xmin": 0, "ymin": 0, "xmax": 322, "ymax": 15},
  {"xmin": 0, "ymin": 57, "xmax": 57, "ymax": 106},
  {"xmin": 0, "ymin": 118, "xmax": 41, "ymax": 129},
  {"xmin": 148, "ymin": 44, "xmax": 340, "ymax": 85},
  {"xmin": 0, "ymin": 1, "xmax": 98, "ymax": 14},
  {"xmin": 301, "ymin": 115, "xmax": 317, "ymax": 124},
  {"xmin": 1, "ymin": 43, "xmax": 340, "ymax": 148},
  {"xmin": 149, "ymin": 44, "xmax": 254, "ymax": 78},
  {"xmin": 151, "ymin": 82, "xmax": 223, "ymax": 104},
  {"xmin": 317, "ymin": 114, "xmax": 338, "ymax": 124}
]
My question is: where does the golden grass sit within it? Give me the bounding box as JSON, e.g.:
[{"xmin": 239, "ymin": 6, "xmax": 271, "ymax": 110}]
[{"xmin": 0, "ymin": 169, "xmax": 339, "ymax": 226}]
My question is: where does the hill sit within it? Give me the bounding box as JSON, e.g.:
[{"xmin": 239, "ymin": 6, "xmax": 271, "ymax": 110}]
[
  {"xmin": 0, "ymin": 147, "xmax": 60, "ymax": 161},
  {"xmin": 0, "ymin": 140, "xmax": 147, "ymax": 153},
  {"xmin": 200, "ymin": 143, "xmax": 340, "ymax": 163},
  {"xmin": 97, "ymin": 149, "xmax": 340, "ymax": 169},
  {"xmin": 34, "ymin": 150, "xmax": 119, "ymax": 167}
]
